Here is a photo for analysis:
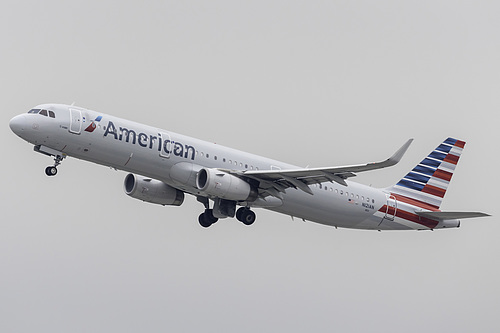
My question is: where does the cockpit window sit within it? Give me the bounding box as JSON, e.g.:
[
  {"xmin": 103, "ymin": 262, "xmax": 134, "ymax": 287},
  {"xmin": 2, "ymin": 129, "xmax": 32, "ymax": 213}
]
[{"xmin": 27, "ymin": 108, "xmax": 56, "ymax": 118}]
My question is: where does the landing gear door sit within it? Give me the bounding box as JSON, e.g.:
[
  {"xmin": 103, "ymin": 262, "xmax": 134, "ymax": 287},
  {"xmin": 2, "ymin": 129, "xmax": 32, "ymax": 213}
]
[
  {"xmin": 69, "ymin": 109, "xmax": 82, "ymax": 134},
  {"xmin": 384, "ymin": 195, "xmax": 397, "ymax": 221},
  {"xmin": 159, "ymin": 132, "xmax": 171, "ymax": 158}
]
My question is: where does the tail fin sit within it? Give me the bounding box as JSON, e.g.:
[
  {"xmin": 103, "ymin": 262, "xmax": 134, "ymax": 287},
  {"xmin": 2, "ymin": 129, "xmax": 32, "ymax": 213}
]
[{"xmin": 388, "ymin": 138, "xmax": 466, "ymax": 209}]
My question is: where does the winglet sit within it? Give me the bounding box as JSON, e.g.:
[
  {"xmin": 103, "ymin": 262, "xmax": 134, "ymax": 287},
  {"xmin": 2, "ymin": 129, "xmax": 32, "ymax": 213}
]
[
  {"xmin": 385, "ymin": 138, "xmax": 413, "ymax": 167},
  {"xmin": 365, "ymin": 138, "xmax": 413, "ymax": 170}
]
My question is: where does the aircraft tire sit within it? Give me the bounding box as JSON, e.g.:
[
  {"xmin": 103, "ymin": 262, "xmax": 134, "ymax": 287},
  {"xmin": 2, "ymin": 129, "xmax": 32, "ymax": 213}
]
[
  {"xmin": 199, "ymin": 209, "xmax": 218, "ymax": 228},
  {"xmin": 198, "ymin": 213, "xmax": 212, "ymax": 228},
  {"xmin": 45, "ymin": 166, "xmax": 57, "ymax": 176},
  {"xmin": 236, "ymin": 207, "xmax": 244, "ymax": 221},
  {"xmin": 205, "ymin": 209, "xmax": 218, "ymax": 224},
  {"xmin": 237, "ymin": 208, "xmax": 256, "ymax": 225}
]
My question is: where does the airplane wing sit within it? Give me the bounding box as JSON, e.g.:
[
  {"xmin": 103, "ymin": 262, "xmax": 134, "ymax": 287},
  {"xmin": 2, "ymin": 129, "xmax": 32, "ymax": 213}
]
[{"xmin": 223, "ymin": 139, "xmax": 413, "ymax": 198}]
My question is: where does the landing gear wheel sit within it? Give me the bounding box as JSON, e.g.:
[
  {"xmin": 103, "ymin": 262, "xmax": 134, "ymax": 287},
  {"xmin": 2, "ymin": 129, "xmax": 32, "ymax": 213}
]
[
  {"xmin": 198, "ymin": 213, "xmax": 212, "ymax": 228},
  {"xmin": 236, "ymin": 207, "xmax": 244, "ymax": 221},
  {"xmin": 242, "ymin": 210, "xmax": 256, "ymax": 225},
  {"xmin": 45, "ymin": 166, "xmax": 58, "ymax": 176},
  {"xmin": 44, "ymin": 154, "xmax": 64, "ymax": 177},
  {"xmin": 198, "ymin": 209, "xmax": 218, "ymax": 228},
  {"xmin": 236, "ymin": 207, "xmax": 256, "ymax": 225},
  {"xmin": 205, "ymin": 209, "xmax": 218, "ymax": 224}
]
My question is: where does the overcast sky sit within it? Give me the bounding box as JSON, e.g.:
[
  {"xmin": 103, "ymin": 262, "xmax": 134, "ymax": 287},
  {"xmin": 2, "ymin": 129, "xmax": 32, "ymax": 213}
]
[{"xmin": 1, "ymin": 1, "xmax": 499, "ymax": 332}]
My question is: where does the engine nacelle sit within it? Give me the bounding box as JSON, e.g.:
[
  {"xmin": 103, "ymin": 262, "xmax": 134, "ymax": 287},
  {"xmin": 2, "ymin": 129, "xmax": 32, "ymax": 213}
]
[
  {"xmin": 124, "ymin": 174, "xmax": 184, "ymax": 206},
  {"xmin": 196, "ymin": 168, "xmax": 257, "ymax": 201}
]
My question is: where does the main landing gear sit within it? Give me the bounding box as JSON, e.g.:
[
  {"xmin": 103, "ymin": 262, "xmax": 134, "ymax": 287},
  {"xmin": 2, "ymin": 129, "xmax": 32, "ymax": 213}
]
[
  {"xmin": 45, "ymin": 154, "xmax": 64, "ymax": 177},
  {"xmin": 196, "ymin": 197, "xmax": 257, "ymax": 228},
  {"xmin": 197, "ymin": 197, "xmax": 219, "ymax": 228},
  {"xmin": 236, "ymin": 207, "xmax": 256, "ymax": 225},
  {"xmin": 198, "ymin": 209, "xmax": 218, "ymax": 228}
]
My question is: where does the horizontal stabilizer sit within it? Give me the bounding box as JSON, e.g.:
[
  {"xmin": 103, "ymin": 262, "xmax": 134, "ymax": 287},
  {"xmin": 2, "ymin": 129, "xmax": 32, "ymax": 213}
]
[{"xmin": 415, "ymin": 211, "xmax": 490, "ymax": 220}]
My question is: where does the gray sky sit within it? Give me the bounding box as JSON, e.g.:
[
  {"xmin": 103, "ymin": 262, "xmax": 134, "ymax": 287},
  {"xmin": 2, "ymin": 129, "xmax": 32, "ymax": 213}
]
[{"xmin": 1, "ymin": 1, "xmax": 499, "ymax": 332}]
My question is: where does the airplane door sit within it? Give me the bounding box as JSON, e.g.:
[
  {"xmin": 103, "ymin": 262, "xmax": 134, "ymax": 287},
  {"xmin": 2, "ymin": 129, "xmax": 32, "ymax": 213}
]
[
  {"xmin": 384, "ymin": 195, "xmax": 397, "ymax": 221},
  {"xmin": 69, "ymin": 109, "xmax": 82, "ymax": 134}
]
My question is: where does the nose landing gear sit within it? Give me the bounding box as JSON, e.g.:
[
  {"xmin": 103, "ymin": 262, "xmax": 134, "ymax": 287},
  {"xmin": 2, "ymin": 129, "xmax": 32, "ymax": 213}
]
[
  {"xmin": 45, "ymin": 154, "xmax": 65, "ymax": 177},
  {"xmin": 34, "ymin": 145, "xmax": 65, "ymax": 177},
  {"xmin": 45, "ymin": 166, "xmax": 58, "ymax": 176}
]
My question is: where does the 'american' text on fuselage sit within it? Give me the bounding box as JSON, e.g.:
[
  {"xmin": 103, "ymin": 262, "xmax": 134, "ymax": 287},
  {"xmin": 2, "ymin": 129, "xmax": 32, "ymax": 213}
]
[{"xmin": 103, "ymin": 121, "xmax": 196, "ymax": 160}]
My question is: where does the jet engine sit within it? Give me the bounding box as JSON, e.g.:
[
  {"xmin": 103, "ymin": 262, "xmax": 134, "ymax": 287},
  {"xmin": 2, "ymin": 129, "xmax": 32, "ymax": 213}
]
[
  {"xmin": 195, "ymin": 168, "xmax": 257, "ymax": 201},
  {"xmin": 124, "ymin": 173, "xmax": 184, "ymax": 206}
]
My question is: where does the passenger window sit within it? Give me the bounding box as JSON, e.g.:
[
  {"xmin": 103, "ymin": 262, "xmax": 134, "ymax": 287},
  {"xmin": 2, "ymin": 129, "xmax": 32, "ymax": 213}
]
[
  {"xmin": 40, "ymin": 109, "xmax": 48, "ymax": 116},
  {"xmin": 48, "ymin": 111, "xmax": 55, "ymax": 118}
]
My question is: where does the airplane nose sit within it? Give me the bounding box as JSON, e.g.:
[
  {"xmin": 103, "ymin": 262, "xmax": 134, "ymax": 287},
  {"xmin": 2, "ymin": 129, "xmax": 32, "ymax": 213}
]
[{"xmin": 9, "ymin": 114, "xmax": 27, "ymax": 136}]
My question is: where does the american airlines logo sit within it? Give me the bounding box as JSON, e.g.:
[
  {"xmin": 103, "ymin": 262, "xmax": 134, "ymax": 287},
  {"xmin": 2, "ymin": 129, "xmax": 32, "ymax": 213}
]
[
  {"xmin": 103, "ymin": 120, "xmax": 196, "ymax": 160},
  {"xmin": 84, "ymin": 116, "xmax": 102, "ymax": 132}
]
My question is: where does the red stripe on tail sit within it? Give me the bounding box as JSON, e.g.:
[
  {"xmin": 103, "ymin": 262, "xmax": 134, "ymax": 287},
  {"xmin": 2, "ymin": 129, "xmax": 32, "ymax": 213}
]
[
  {"xmin": 443, "ymin": 154, "xmax": 459, "ymax": 165},
  {"xmin": 433, "ymin": 169, "xmax": 453, "ymax": 182},
  {"xmin": 422, "ymin": 184, "xmax": 446, "ymax": 198}
]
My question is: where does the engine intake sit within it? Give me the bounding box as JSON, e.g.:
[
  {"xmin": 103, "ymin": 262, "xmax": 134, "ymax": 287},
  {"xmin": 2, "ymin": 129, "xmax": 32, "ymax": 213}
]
[
  {"xmin": 196, "ymin": 168, "xmax": 257, "ymax": 201},
  {"xmin": 124, "ymin": 174, "xmax": 184, "ymax": 206}
]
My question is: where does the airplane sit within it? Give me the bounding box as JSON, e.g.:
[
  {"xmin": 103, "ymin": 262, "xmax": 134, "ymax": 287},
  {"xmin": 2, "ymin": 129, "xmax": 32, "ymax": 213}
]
[{"xmin": 9, "ymin": 104, "xmax": 489, "ymax": 230}]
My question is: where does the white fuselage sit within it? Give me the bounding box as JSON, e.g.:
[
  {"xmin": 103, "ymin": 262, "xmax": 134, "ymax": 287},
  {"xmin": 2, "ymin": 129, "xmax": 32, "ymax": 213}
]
[{"xmin": 10, "ymin": 104, "xmax": 459, "ymax": 230}]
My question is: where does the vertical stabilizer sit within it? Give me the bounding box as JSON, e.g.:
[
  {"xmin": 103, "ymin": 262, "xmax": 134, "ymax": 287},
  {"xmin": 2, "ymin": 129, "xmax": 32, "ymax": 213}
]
[{"xmin": 388, "ymin": 138, "xmax": 466, "ymax": 209}]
